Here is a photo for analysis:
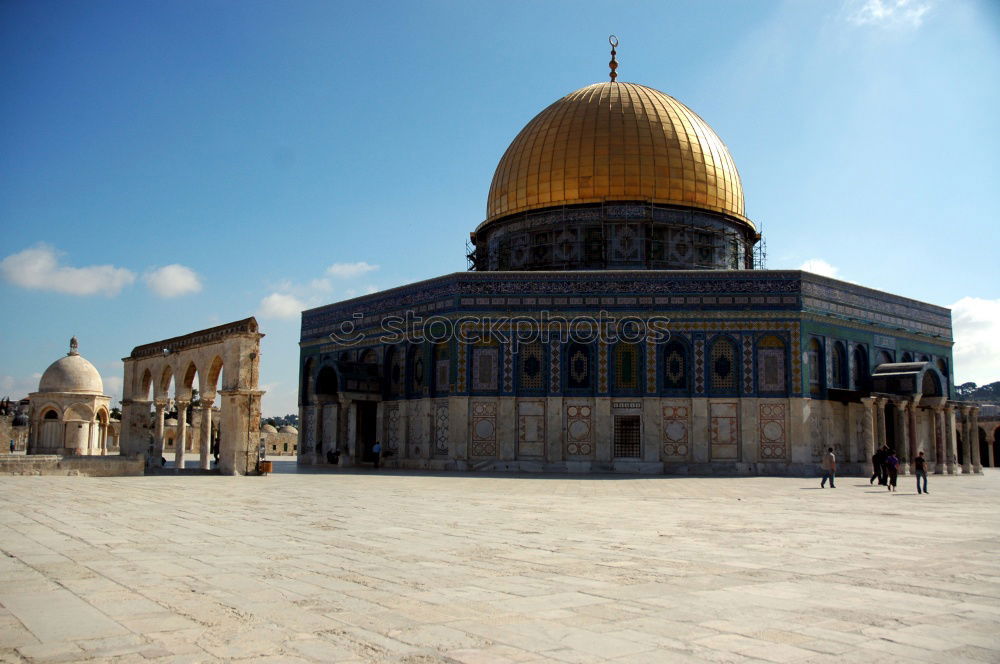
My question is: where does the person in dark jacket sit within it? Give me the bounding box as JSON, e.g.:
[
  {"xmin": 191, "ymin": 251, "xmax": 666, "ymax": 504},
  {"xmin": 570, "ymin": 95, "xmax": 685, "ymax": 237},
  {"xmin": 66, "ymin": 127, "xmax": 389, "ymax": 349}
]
[
  {"xmin": 914, "ymin": 450, "xmax": 929, "ymax": 494},
  {"xmin": 870, "ymin": 446, "xmax": 885, "ymax": 485},
  {"xmin": 885, "ymin": 449, "xmax": 899, "ymax": 492}
]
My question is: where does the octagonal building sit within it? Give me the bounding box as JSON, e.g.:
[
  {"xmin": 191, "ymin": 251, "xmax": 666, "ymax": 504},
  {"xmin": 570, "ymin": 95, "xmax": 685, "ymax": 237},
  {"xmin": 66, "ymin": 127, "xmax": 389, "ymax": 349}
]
[{"xmin": 298, "ymin": 69, "xmax": 979, "ymax": 476}]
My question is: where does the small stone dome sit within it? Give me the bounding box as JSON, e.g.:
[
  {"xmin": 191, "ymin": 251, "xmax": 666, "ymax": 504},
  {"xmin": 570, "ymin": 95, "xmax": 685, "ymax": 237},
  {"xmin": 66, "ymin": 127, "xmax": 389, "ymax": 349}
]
[
  {"xmin": 277, "ymin": 425, "xmax": 298, "ymax": 434},
  {"xmin": 261, "ymin": 423, "xmax": 278, "ymax": 433},
  {"xmin": 37, "ymin": 338, "xmax": 104, "ymax": 394}
]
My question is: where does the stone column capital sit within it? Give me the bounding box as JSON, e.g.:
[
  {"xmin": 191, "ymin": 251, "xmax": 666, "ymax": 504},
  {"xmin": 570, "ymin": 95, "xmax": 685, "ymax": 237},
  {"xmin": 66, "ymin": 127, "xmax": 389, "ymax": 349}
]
[
  {"xmin": 860, "ymin": 396, "xmax": 876, "ymax": 406},
  {"xmin": 175, "ymin": 399, "xmax": 191, "ymax": 407},
  {"xmin": 154, "ymin": 399, "xmax": 168, "ymax": 409},
  {"xmin": 876, "ymin": 396, "xmax": 888, "ymax": 409},
  {"xmin": 200, "ymin": 398, "xmax": 215, "ymax": 409}
]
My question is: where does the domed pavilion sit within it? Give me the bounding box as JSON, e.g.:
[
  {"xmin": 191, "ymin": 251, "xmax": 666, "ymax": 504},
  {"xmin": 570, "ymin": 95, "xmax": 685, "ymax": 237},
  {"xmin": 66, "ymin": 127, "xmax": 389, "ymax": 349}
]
[
  {"xmin": 297, "ymin": 45, "xmax": 979, "ymax": 476},
  {"xmin": 29, "ymin": 337, "xmax": 113, "ymax": 455}
]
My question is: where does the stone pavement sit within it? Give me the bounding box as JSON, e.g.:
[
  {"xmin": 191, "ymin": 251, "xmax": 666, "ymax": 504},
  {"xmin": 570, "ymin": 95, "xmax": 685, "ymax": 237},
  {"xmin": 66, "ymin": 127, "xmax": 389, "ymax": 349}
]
[{"xmin": 1, "ymin": 463, "xmax": 998, "ymax": 663}]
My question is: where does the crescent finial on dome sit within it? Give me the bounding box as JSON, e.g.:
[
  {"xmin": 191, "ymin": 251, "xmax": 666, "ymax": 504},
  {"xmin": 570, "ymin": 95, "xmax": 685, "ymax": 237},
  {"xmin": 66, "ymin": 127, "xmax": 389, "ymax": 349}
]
[
  {"xmin": 608, "ymin": 35, "xmax": 619, "ymax": 82},
  {"xmin": 69, "ymin": 336, "xmax": 79, "ymax": 356}
]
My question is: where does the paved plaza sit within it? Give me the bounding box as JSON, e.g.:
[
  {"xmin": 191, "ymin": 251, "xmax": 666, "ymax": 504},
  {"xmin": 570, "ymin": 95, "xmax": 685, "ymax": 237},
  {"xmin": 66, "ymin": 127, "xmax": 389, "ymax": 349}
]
[{"xmin": 1, "ymin": 463, "xmax": 998, "ymax": 663}]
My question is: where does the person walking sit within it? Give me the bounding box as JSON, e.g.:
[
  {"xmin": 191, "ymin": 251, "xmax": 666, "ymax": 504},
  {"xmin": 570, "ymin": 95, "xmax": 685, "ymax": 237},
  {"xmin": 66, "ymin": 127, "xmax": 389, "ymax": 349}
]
[
  {"xmin": 914, "ymin": 450, "xmax": 929, "ymax": 494},
  {"xmin": 820, "ymin": 447, "xmax": 836, "ymax": 488},
  {"xmin": 885, "ymin": 449, "xmax": 899, "ymax": 492},
  {"xmin": 372, "ymin": 440, "xmax": 382, "ymax": 469},
  {"xmin": 870, "ymin": 445, "xmax": 884, "ymax": 485}
]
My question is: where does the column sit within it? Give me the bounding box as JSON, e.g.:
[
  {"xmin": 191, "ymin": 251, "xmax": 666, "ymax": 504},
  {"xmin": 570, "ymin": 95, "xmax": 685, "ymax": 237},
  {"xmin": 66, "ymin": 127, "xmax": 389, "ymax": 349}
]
[
  {"xmin": 933, "ymin": 406, "xmax": 945, "ymax": 474},
  {"xmin": 961, "ymin": 406, "xmax": 972, "ymax": 474},
  {"xmin": 945, "ymin": 404, "xmax": 957, "ymax": 474},
  {"xmin": 897, "ymin": 400, "xmax": 911, "ymax": 475},
  {"xmin": 875, "ymin": 397, "xmax": 888, "ymax": 451},
  {"xmin": 153, "ymin": 400, "xmax": 166, "ymax": 465},
  {"xmin": 200, "ymin": 399, "xmax": 213, "ymax": 470},
  {"xmin": 175, "ymin": 399, "xmax": 189, "ymax": 470},
  {"xmin": 346, "ymin": 401, "xmax": 357, "ymax": 461},
  {"xmin": 971, "ymin": 406, "xmax": 982, "ymax": 473},
  {"xmin": 860, "ymin": 396, "xmax": 876, "ymax": 473}
]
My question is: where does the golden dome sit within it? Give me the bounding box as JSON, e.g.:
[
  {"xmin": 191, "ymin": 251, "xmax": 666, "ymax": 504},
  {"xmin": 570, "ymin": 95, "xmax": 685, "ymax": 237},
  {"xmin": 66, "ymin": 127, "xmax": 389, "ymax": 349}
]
[{"xmin": 485, "ymin": 82, "xmax": 750, "ymax": 228}]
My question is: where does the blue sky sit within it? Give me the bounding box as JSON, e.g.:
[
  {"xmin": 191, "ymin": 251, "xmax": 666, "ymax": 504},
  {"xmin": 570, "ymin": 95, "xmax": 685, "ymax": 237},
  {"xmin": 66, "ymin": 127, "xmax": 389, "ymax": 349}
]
[{"xmin": 1, "ymin": 0, "xmax": 998, "ymax": 415}]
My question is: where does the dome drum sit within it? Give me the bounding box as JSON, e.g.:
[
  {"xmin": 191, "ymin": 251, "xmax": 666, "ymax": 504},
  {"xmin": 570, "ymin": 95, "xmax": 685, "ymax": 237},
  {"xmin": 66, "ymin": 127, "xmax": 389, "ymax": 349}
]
[
  {"xmin": 470, "ymin": 202, "xmax": 756, "ymax": 271},
  {"xmin": 475, "ymin": 81, "xmax": 756, "ymax": 273}
]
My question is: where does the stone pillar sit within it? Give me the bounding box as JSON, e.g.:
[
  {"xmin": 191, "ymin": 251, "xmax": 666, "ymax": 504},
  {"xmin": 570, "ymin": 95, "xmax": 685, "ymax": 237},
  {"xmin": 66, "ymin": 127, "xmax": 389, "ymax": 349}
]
[
  {"xmin": 970, "ymin": 406, "xmax": 982, "ymax": 474},
  {"xmin": 200, "ymin": 400, "xmax": 213, "ymax": 470},
  {"xmin": 119, "ymin": 398, "xmax": 151, "ymax": 457},
  {"xmin": 321, "ymin": 403, "xmax": 338, "ymax": 462},
  {"xmin": 908, "ymin": 401, "xmax": 919, "ymax": 474},
  {"xmin": 933, "ymin": 406, "xmax": 945, "ymax": 474},
  {"xmin": 960, "ymin": 406, "xmax": 972, "ymax": 473},
  {"xmin": 218, "ymin": 388, "xmax": 264, "ymax": 475},
  {"xmin": 945, "ymin": 404, "xmax": 957, "ymax": 474},
  {"xmin": 860, "ymin": 396, "xmax": 876, "ymax": 472},
  {"xmin": 174, "ymin": 400, "xmax": 189, "ymax": 470},
  {"xmin": 875, "ymin": 397, "xmax": 887, "ymax": 451},
  {"xmin": 346, "ymin": 401, "xmax": 357, "ymax": 461},
  {"xmin": 897, "ymin": 400, "xmax": 911, "ymax": 475},
  {"xmin": 153, "ymin": 400, "xmax": 166, "ymax": 465}
]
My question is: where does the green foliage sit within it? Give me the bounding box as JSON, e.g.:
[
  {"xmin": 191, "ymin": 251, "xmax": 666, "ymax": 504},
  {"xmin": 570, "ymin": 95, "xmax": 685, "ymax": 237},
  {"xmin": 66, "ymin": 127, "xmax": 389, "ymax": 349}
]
[{"xmin": 955, "ymin": 381, "xmax": 1000, "ymax": 402}]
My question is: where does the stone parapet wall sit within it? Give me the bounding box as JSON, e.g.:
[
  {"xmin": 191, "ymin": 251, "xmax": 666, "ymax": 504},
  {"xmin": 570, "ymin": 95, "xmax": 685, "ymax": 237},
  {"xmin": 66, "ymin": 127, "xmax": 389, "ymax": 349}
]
[{"xmin": 0, "ymin": 454, "xmax": 144, "ymax": 476}]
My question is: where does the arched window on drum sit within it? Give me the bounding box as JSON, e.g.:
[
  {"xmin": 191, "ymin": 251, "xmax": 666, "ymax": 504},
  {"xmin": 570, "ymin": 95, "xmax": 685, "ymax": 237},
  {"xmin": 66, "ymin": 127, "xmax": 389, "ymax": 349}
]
[
  {"xmin": 709, "ymin": 336, "xmax": 738, "ymax": 395},
  {"xmin": 612, "ymin": 343, "xmax": 640, "ymax": 394},
  {"xmin": 661, "ymin": 340, "xmax": 689, "ymax": 394},
  {"xmin": 756, "ymin": 335, "xmax": 787, "ymax": 396},
  {"xmin": 807, "ymin": 338, "xmax": 824, "ymax": 395}
]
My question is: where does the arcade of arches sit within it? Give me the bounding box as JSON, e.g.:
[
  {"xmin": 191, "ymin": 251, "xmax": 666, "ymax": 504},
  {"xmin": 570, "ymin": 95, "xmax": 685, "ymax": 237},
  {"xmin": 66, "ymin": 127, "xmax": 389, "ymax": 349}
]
[{"xmin": 120, "ymin": 318, "xmax": 264, "ymax": 476}]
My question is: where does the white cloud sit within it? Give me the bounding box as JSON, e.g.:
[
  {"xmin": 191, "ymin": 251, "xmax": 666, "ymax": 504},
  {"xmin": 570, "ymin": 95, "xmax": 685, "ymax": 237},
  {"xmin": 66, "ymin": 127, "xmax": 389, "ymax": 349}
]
[
  {"xmin": 144, "ymin": 264, "xmax": 202, "ymax": 298},
  {"xmin": 259, "ymin": 292, "xmax": 307, "ymax": 319},
  {"xmin": 326, "ymin": 261, "xmax": 379, "ymax": 279},
  {"xmin": 949, "ymin": 297, "xmax": 1000, "ymax": 385},
  {"xmin": 0, "ymin": 244, "xmax": 135, "ymax": 296},
  {"xmin": 799, "ymin": 258, "xmax": 840, "ymax": 279},
  {"xmin": 0, "ymin": 373, "xmax": 41, "ymax": 399},
  {"xmin": 847, "ymin": 0, "xmax": 931, "ymax": 29},
  {"xmin": 103, "ymin": 375, "xmax": 123, "ymax": 403}
]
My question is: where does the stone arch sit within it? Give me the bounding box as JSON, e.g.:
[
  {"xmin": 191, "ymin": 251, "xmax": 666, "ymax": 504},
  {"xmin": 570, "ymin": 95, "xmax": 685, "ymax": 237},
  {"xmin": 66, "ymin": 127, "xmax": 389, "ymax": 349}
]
[
  {"xmin": 157, "ymin": 364, "xmax": 175, "ymax": 401},
  {"xmin": 901, "ymin": 351, "xmax": 914, "ymax": 363},
  {"xmin": 204, "ymin": 355, "xmax": 224, "ymax": 399},
  {"xmin": 315, "ymin": 364, "xmax": 339, "ymax": 402},
  {"xmin": 121, "ymin": 317, "xmax": 264, "ymax": 475},
  {"xmin": 920, "ymin": 371, "xmax": 942, "ymax": 397},
  {"xmin": 64, "ymin": 403, "xmax": 94, "ymax": 421},
  {"xmin": 139, "ymin": 368, "xmax": 153, "ymax": 401},
  {"xmin": 875, "ymin": 349, "xmax": 893, "ymax": 366},
  {"xmin": 180, "ymin": 361, "xmax": 199, "ymax": 401},
  {"xmin": 935, "ymin": 358, "xmax": 949, "ymax": 394}
]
